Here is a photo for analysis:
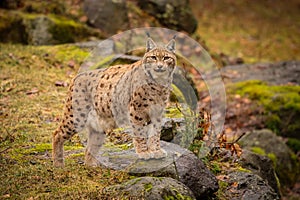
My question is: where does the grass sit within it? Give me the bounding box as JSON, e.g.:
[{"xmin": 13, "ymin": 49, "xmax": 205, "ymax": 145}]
[{"xmin": 0, "ymin": 44, "xmax": 130, "ymax": 199}]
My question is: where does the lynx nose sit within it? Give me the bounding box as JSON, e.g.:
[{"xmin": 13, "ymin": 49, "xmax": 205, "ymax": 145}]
[{"xmin": 157, "ymin": 65, "xmax": 163, "ymax": 69}]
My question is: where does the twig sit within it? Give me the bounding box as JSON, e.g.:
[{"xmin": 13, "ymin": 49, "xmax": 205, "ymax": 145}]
[
  {"xmin": 0, "ymin": 147, "xmax": 11, "ymax": 154},
  {"xmin": 233, "ymin": 132, "xmax": 246, "ymax": 144}
]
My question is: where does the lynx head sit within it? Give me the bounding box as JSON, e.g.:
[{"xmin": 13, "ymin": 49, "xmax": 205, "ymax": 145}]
[{"xmin": 142, "ymin": 37, "xmax": 177, "ymax": 86}]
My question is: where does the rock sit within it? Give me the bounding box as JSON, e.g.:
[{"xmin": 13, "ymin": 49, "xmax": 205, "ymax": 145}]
[
  {"xmin": 0, "ymin": 0, "xmax": 23, "ymax": 9},
  {"xmin": 0, "ymin": 10, "xmax": 102, "ymax": 45},
  {"xmin": 238, "ymin": 150, "xmax": 281, "ymax": 196},
  {"xmin": 103, "ymin": 176, "xmax": 196, "ymax": 199},
  {"xmin": 221, "ymin": 171, "xmax": 279, "ymax": 200},
  {"xmin": 239, "ymin": 129, "xmax": 300, "ymax": 189},
  {"xmin": 160, "ymin": 118, "xmax": 185, "ymax": 142},
  {"xmin": 97, "ymin": 141, "xmax": 218, "ymax": 199},
  {"xmin": 137, "ymin": 0, "xmax": 198, "ymax": 34},
  {"xmin": 151, "ymin": 149, "xmax": 219, "ymax": 199},
  {"xmin": 83, "ymin": 0, "xmax": 129, "ymax": 35},
  {"xmin": 221, "ymin": 61, "xmax": 300, "ymax": 85}
]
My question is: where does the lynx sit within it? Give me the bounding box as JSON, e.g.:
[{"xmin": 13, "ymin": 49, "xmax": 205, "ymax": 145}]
[{"xmin": 52, "ymin": 37, "xmax": 176, "ymax": 167}]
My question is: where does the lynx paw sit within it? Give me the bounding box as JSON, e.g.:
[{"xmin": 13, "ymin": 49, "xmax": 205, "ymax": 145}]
[
  {"xmin": 151, "ymin": 148, "xmax": 167, "ymax": 159},
  {"xmin": 137, "ymin": 152, "xmax": 152, "ymax": 160},
  {"xmin": 85, "ymin": 152, "xmax": 99, "ymax": 167},
  {"xmin": 53, "ymin": 159, "xmax": 64, "ymax": 167}
]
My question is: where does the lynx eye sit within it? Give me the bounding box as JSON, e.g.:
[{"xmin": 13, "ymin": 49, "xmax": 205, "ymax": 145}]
[
  {"xmin": 163, "ymin": 56, "xmax": 172, "ymax": 61},
  {"xmin": 149, "ymin": 56, "xmax": 157, "ymax": 60}
]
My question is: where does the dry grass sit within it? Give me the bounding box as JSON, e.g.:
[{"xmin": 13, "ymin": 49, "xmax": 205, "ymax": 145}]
[{"xmin": 0, "ymin": 44, "xmax": 130, "ymax": 199}]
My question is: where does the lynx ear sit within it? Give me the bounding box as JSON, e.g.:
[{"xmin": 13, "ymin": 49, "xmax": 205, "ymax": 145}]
[
  {"xmin": 165, "ymin": 39, "xmax": 176, "ymax": 53},
  {"xmin": 146, "ymin": 38, "xmax": 157, "ymax": 52}
]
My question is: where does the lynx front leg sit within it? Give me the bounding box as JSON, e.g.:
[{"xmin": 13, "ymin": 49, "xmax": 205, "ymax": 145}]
[
  {"xmin": 84, "ymin": 110, "xmax": 110, "ymax": 166},
  {"xmin": 148, "ymin": 133, "xmax": 167, "ymax": 159},
  {"xmin": 85, "ymin": 129, "xmax": 105, "ymax": 167},
  {"xmin": 132, "ymin": 137, "xmax": 151, "ymax": 160}
]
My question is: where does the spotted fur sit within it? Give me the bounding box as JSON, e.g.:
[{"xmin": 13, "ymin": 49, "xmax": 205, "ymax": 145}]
[{"xmin": 52, "ymin": 38, "xmax": 176, "ymax": 167}]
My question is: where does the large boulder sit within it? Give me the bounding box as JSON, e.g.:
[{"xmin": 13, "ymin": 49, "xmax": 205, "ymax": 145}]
[
  {"xmin": 239, "ymin": 129, "xmax": 300, "ymax": 189},
  {"xmin": 103, "ymin": 176, "xmax": 196, "ymax": 199},
  {"xmin": 220, "ymin": 171, "xmax": 279, "ymax": 200},
  {"xmin": 238, "ymin": 150, "xmax": 281, "ymax": 196},
  {"xmin": 97, "ymin": 141, "xmax": 219, "ymax": 199},
  {"xmin": 0, "ymin": 10, "xmax": 102, "ymax": 45},
  {"xmin": 137, "ymin": 0, "xmax": 198, "ymax": 34},
  {"xmin": 83, "ymin": 0, "xmax": 129, "ymax": 35},
  {"xmin": 150, "ymin": 148, "xmax": 219, "ymax": 199}
]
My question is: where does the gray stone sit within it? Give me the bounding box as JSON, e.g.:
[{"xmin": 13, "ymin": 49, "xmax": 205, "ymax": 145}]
[
  {"xmin": 97, "ymin": 141, "xmax": 218, "ymax": 199},
  {"xmin": 239, "ymin": 129, "xmax": 300, "ymax": 189},
  {"xmin": 0, "ymin": 11, "xmax": 102, "ymax": 45},
  {"xmin": 137, "ymin": 0, "xmax": 198, "ymax": 34},
  {"xmin": 83, "ymin": 0, "xmax": 129, "ymax": 35},
  {"xmin": 221, "ymin": 61, "xmax": 300, "ymax": 86},
  {"xmin": 151, "ymin": 149, "xmax": 219, "ymax": 199},
  {"xmin": 238, "ymin": 150, "xmax": 281, "ymax": 196},
  {"xmin": 223, "ymin": 171, "xmax": 279, "ymax": 200},
  {"xmin": 103, "ymin": 176, "xmax": 196, "ymax": 199}
]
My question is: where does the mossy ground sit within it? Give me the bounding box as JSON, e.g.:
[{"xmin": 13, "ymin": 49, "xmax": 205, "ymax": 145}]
[{"xmin": 0, "ymin": 44, "xmax": 130, "ymax": 199}]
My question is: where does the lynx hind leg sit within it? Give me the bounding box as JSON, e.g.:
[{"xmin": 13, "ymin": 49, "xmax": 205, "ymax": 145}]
[
  {"xmin": 53, "ymin": 75, "xmax": 92, "ymax": 167},
  {"xmin": 52, "ymin": 92, "xmax": 77, "ymax": 167},
  {"xmin": 132, "ymin": 137, "xmax": 152, "ymax": 160},
  {"xmin": 84, "ymin": 110, "xmax": 106, "ymax": 166},
  {"xmin": 148, "ymin": 134, "xmax": 167, "ymax": 159},
  {"xmin": 52, "ymin": 128, "xmax": 68, "ymax": 167}
]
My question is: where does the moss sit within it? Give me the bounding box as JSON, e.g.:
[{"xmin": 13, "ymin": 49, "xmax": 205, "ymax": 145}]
[
  {"xmin": 48, "ymin": 14, "xmax": 97, "ymax": 43},
  {"xmin": 286, "ymin": 138, "xmax": 300, "ymax": 153},
  {"xmin": 251, "ymin": 146, "xmax": 266, "ymax": 156},
  {"xmin": 70, "ymin": 152, "xmax": 85, "ymax": 158},
  {"xmin": 165, "ymin": 106, "xmax": 184, "ymax": 118},
  {"xmin": 13, "ymin": 143, "xmax": 83, "ymax": 155},
  {"xmin": 267, "ymin": 153, "xmax": 277, "ymax": 166},
  {"xmin": 209, "ymin": 161, "xmax": 222, "ymax": 174},
  {"xmin": 144, "ymin": 183, "xmax": 153, "ymax": 192},
  {"xmin": 130, "ymin": 177, "xmax": 142, "ymax": 185},
  {"xmin": 251, "ymin": 147, "xmax": 278, "ymax": 166},
  {"xmin": 103, "ymin": 142, "xmax": 131, "ymax": 151},
  {"xmin": 169, "ymin": 84, "xmax": 187, "ymax": 104},
  {"xmin": 236, "ymin": 166, "xmax": 252, "ymax": 173},
  {"xmin": 0, "ymin": 10, "xmax": 103, "ymax": 45},
  {"xmin": 232, "ymin": 80, "xmax": 300, "ymax": 137},
  {"xmin": 163, "ymin": 190, "xmax": 193, "ymax": 200},
  {"xmin": 40, "ymin": 44, "xmax": 90, "ymax": 63},
  {"xmin": 215, "ymin": 180, "xmax": 229, "ymax": 200}
]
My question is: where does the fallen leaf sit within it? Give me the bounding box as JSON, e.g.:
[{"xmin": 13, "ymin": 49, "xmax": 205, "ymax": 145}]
[
  {"xmin": 26, "ymin": 88, "xmax": 39, "ymax": 95},
  {"xmin": 232, "ymin": 182, "xmax": 238, "ymax": 188},
  {"xmin": 68, "ymin": 60, "xmax": 76, "ymax": 68},
  {"xmin": 216, "ymin": 175, "xmax": 229, "ymax": 181},
  {"xmin": 55, "ymin": 81, "xmax": 68, "ymax": 87}
]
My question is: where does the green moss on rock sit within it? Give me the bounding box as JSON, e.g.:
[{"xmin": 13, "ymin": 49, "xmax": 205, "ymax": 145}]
[
  {"xmin": 232, "ymin": 80, "xmax": 300, "ymax": 138},
  {"xmin": 0, "ymin": 10, "xmax": 103, "ymax": 45},
  {"xmin": 287, "ymin": 138, "xmax": 300, "ymax": 153}
]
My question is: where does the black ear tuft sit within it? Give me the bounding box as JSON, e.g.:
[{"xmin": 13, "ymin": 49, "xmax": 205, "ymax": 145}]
[
  {"xmin": 165, "ymin": 38, "xmax": 176, "ymax": 53},
  {"xmin": 146, "ymin": 37, "xmax": 157, "ymax": 52},
  {"xmin": 146, "ymin": 32, "xmax": 151, "ymax": 38}
]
